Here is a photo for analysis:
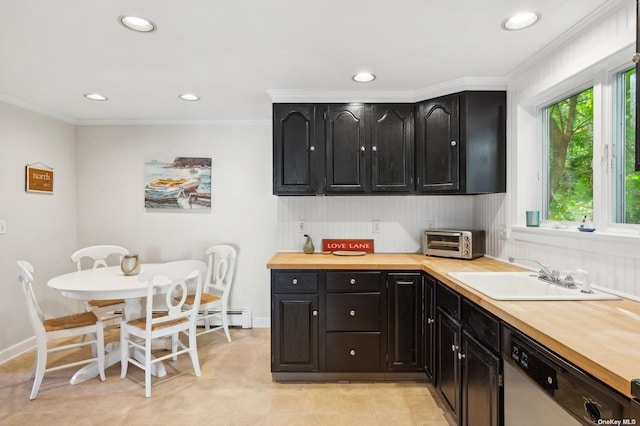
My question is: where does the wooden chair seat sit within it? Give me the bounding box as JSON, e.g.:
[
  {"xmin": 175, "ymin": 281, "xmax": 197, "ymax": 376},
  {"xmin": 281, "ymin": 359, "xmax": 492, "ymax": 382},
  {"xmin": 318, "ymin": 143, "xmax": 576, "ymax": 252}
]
[
  {"xmin": 183, "ymin": 293, "xmax": 220, "ymax": 306},
  {"xmin": 87, "ymin": 298, "xmax": 125, "ymax": 308},
  {"xmin": 128, "ymin": 312, "xmax": 188, "ymax": 331},
  {"xmin": 43, "ymin": 312, "xmax": 99, "ymax": 332}
]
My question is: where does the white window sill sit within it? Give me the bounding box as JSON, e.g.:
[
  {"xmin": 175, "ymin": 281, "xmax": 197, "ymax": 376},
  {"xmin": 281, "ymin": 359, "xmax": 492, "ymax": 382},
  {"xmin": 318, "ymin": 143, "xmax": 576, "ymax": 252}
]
[{"xmin": 509, "ymin": 225, "xmax": 640, "ymax": 261}]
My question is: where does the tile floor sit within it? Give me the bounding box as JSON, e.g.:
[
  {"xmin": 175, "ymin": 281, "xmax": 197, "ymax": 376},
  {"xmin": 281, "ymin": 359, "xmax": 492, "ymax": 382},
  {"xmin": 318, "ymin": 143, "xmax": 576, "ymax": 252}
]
[{"xmin": 0, "ymin": 328, "xmax": 449, "ymax": 425}]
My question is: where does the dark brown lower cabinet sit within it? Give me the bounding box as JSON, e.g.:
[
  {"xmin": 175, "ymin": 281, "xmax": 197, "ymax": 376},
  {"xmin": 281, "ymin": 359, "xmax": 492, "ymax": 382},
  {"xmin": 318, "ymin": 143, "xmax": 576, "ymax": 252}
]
[
  {"xmin": 388, "ymin": 273, "xmax": 423, "ymax": 371},
  {"xmin": 437, "ymin": 309, "xmax": 461, "ymax": 422},
  {"xmin": 461, "ymin": 331, "xmax": 500, "ymax": 426},
  {"xmin": 271, "ymin": 293, "xmax": 318, "ymax": 372},
  {"xmin": 434, "ymin": 278, "xmax": 502, "ymax": 426}
]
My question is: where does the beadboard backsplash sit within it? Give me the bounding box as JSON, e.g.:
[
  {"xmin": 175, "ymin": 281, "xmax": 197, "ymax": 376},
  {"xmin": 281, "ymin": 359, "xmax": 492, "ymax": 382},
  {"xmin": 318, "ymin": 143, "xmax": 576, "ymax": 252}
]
[{"xmin": 277, "ymin": 195, "xmax": 475, "ymax": 253}]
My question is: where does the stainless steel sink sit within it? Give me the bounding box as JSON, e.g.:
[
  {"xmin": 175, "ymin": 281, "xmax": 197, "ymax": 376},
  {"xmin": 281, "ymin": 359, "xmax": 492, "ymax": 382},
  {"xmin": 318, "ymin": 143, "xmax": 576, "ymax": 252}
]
[{"xmin": 447, "ymin": 272, "xmax": 619, "ymax": 301}]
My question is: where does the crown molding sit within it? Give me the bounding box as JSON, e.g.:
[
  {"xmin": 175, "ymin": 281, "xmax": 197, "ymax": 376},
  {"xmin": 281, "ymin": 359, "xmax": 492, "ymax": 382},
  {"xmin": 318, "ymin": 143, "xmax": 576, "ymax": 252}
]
[
  {"xmin": 267, "ymin": 76, "xmax": 508, "ymax": 104},
  {"xmin": 74, "ymin": 119, "xmax": 271, "ymax": 126},
  {"xmin": 0, "ymin": 93, "xmax": 77, "ymax": 124},
  {"xmin": 266, "ymin": 90, "xmax": 415, "ymax": 103}
]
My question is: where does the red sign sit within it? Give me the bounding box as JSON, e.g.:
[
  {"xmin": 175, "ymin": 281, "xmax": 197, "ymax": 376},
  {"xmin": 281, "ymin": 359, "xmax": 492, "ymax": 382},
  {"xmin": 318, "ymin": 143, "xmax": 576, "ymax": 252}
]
[{"xmin": 322, "ymin": 239, "xmax": 374, "ymax": 253}]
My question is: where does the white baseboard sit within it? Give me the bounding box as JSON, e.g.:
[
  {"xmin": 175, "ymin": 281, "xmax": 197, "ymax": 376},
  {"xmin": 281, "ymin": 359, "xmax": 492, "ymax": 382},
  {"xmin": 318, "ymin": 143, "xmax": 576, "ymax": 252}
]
[{"xmin": 0, "ymin": 336, "xmax": 36, "ymax": 365}]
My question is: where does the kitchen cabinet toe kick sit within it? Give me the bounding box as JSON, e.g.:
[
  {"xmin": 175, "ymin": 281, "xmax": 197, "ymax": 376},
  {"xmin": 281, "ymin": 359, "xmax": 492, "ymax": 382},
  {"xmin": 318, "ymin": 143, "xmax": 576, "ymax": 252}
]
[{"xmin": 272, "ymin": 372, "xmax": 428, "ymax": 382}]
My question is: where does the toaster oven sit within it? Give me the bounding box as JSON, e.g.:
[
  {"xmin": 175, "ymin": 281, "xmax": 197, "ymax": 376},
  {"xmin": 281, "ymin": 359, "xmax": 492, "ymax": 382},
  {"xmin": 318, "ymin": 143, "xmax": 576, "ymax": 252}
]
[{"xmin": 423, "ymin": 230, "xmax": 485, "ymax": 260}]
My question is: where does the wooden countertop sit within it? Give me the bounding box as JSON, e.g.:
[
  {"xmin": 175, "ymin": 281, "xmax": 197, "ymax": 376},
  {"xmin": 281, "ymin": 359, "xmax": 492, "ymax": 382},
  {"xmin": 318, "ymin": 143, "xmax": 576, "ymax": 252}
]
[{"xmin": 267, "ymin": 252, "xmax": 640, "ymax": 398}]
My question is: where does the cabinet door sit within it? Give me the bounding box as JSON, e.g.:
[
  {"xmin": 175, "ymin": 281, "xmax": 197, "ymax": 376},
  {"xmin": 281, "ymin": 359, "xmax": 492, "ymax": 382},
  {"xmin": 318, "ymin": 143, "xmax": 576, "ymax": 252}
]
[
  {"xmin": 273, "ymin": 104, "xmax": 323, "ymax": 194},
  {"xmin": 370, "ymin": 104, "xmax": 414, "ymax": 192},
  {"xmin": 387, "ymin": 273, "xmax": 422, "ymax": 371},
  {"xmin": 415, "ymin": 95, "xmax": 460, "ymax": 193},
  {"xmin": 272, "ymin": 293, "xmax": 319, "ymax": 372},
  {"xmin": 437, "ymin": 309, "xmax": 461, "ymax": 422},
  {"xmin": 326, "ymin": 104, "xmax": 367, "ymax": 193},
  {"xmin": 423, "ymin": 274, "xmax": 436, "ymax": 380},
  {"xmin": 460, "ymin": 332, "xmax": 500, "ymax": 426}
]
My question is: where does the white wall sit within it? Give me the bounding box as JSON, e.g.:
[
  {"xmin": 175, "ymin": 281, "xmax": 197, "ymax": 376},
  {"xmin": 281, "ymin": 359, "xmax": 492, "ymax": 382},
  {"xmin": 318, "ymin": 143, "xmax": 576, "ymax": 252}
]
[
  {"xmin": 75, "ymin": 124, "xmax": 277, "ymax": 327},
  {"xmin": 277, "ymin": 195, "xmax": 474, "ymax": 252},
  {"xmin": 0, "ymin": 101, "xmax": 79, "ymax": 361},
  {"xmin": 475, "ymin": 0, "xmax": 640, "ymax": 296}
]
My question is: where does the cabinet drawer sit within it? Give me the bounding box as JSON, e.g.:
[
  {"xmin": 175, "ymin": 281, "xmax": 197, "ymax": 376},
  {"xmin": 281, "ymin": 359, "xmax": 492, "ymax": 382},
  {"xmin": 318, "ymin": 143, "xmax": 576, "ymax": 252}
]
[
  {"xmin": 326, "ymin": 293, "xmax": 381, "ymax": 331},
  {"xmin": 326, "ymin": 271, "xmax": 381, "ymax": 292},
  {"xmin": 436, "ymin": 282, "xmax": 461, "ymax": 320},
  {"xmin": 272, "ymin": 271, "xmax": 318, "ymax": 293},
  {"xmin": 462, "ymin": 299, "xmax": 500, "ymax": 353},
  {"xmin": 326, "ymin": 332, "xmax": 381, "ymax": 371}
]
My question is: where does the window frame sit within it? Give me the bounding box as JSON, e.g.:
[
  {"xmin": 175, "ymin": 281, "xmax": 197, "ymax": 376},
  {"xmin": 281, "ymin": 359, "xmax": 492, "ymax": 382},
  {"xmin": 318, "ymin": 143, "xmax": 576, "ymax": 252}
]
[{"xmin": 523, "ymin": 50, "xmax": 640, "ymax": 234}]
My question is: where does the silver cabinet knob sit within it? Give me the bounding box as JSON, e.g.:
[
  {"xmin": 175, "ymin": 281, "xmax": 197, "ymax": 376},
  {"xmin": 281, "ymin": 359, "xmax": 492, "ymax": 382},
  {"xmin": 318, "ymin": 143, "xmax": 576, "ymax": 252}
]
[
  {"xmin": 312, "ymin": 310, "xmax": 318, "ymax": 316},
  {"xmin": 360, "ymin": 146, "xmax": 366, "ymax": 151},
  {"xmin": 458, "ymin": 352, "xmax": 466, "ymax": 360},
  {"xmin": 452, "ymin": 345, "xmax": 459, "ymax": 352},
  {"xmin": 450, "ymin": 140, "xmax": 457, "ymax": 147},
  {"xmin": 349, "ymin": 310, "xmax": 356, "ymax": 316},
  {"xmin": 372, "ymin": 146, "xmax": 377, "ymax": 152},
  {"xmin": 349, "ymin": 278, "xmax": 356, "ymax": 285},
  {"xmin": 349, "ymin": 349, "xmax": 356, "ymax": 356},
  {"xmin": 309, "ymin": 146, "xmax": 315, "ymax": 152},
  {"xmin": 292, "ymin": 278, "xmax": 298, "ymax": 285},
  {"xmin": 427, "ymin": 318, "xmax": 434, "ymax": 325}
]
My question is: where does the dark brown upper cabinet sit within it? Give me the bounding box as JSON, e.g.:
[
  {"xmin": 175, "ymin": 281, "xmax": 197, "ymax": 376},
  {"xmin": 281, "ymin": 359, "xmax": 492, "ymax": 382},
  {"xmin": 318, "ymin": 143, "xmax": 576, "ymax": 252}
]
[
  {"xmin": 415, "ymin": 91, "xmax": 506, "ymax": 194},
  {"xmin": 326, "ymin": 104, "xmax": 414, "ymax": 194},
  {"xmin": 273, "ymin": 104, "xmax": 324, "ymax": 195},
  {"xmin": 370, "ymin": 104, "xmax": 414, "ymax": 193},
  {"xmin": 325, "ymin": 104, "xmax": 368, "ymax": 193},
  {"xmin": 272, "ymin": 93, "xmax": 504, "ymax": 195}
]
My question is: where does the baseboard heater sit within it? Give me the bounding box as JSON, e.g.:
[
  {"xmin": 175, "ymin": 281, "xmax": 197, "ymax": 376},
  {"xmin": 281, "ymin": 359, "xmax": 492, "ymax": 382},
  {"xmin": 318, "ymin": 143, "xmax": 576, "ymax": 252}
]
[
  {"xmin": 130, "ymin": 308, "xmax": 253, "ymax": 329},
  {"xmin": 196, "ymin": 308, "xmax": 253, "ymax": 329}
]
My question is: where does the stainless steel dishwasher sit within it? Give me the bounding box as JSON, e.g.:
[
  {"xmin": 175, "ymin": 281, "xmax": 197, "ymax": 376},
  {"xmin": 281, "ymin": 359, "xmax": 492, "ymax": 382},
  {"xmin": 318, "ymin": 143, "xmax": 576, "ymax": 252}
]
[{"xmin": 502, "ymin": 325, "xmax": 631, "ymax": 425}]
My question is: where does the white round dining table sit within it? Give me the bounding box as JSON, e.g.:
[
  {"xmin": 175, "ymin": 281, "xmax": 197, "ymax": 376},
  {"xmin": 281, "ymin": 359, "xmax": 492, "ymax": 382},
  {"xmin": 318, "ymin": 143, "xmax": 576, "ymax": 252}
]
[{"xmin": 48, "ymin": 264, "xmax": 169, "ymax": 384}]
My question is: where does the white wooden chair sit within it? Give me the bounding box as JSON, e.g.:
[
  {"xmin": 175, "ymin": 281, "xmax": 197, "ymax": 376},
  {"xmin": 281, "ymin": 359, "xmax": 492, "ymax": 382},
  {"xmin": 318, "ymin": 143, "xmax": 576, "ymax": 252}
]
[
  {"xmin": 120, "ymin": 260, "xmax": 206, "ymax": 397},
  {"xmin": 183, "ymin": 245, "xmax": 237, "ymax": 342},
  {"xmin": 17, "ymin": 261, "xmax": 105, "ymax": 400},
  {"xmin": 71, "ymin": 245, "xmax": 129, "ymax": 326}
]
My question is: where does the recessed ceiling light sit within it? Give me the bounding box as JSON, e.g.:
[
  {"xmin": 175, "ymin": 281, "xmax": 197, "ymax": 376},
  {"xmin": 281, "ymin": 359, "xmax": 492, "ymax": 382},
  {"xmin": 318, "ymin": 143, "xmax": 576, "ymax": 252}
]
[
  {"xmin": 84, "ymin": 93, "xmax": 108, "ymax": 101},
  {"xmin": 179, "ymin": 94, "xmax": 200, "ymax": 101},
  {"xmin": 119, "ymin": 16, "xmax": 156, "ymax": 32},
  {"xmin": 352, "ymin": 72, "xmax": 376, "ymax": 83},
  {"xmin": 502, "ymin": 11, "xmax": 541, "ymax": 31}
]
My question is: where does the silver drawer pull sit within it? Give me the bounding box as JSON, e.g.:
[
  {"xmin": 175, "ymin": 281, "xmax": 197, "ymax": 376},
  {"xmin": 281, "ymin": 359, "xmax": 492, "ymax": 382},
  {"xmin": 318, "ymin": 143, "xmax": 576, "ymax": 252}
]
[
  {"xmin": 427, "ymin": 318, "xmax": 434, "ymax": 324},
  {"xmin": 452, "ymin": 344, "xmax": 459, "ymax": 352},
  {"xmin": 349, "ymin": 310, "xmax": 356, "ymax": 317},
  {"xmin": 349, "ymin": 278, "xmax": 356, "ymax": 285},
  {"xmin": 450, "ymin": 140, "xmax": 457, "ymax": 147},
  {"xmin": 292, "ymin": 278, "xmax": 298, "ymax": 285},
  {"xmin": 310, "ymin": 146, "xmax": 315, "ymax": 152},
  {"xmin": 312, "ymin": 310, "xmax": 318, "ymax": 317},
  {"xmin": 349, "ymin": 349, "xmax": 356, "ymax": 356}
]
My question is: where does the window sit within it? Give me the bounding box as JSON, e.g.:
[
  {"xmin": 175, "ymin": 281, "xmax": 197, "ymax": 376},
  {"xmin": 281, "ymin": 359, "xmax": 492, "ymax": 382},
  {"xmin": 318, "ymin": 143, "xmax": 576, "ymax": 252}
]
[
  {"xmin": 616, "ymin": 67, "xmax": 640, "ymax": 224},
  {"xmin": 544, "ymin": 87, "xmax": 594, "ymax": 221}
]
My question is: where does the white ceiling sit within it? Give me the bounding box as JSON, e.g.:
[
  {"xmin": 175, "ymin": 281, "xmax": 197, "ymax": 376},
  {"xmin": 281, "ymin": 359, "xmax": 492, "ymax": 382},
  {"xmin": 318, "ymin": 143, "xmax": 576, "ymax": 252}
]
[{"xmin": 0, "ymin": 0, "xmax": 614, "ymax": 123}]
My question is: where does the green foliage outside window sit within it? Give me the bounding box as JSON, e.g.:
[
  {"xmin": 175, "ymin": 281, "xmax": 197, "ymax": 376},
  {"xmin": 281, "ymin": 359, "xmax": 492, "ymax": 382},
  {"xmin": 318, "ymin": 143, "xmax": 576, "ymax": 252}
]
[
  {"xmin": 622, "ymin": 68, "xmax": 640, "ymax": 224},
  {"xmin": 546, "ymin": 88, "xmax": 594, "ymax": 221}
]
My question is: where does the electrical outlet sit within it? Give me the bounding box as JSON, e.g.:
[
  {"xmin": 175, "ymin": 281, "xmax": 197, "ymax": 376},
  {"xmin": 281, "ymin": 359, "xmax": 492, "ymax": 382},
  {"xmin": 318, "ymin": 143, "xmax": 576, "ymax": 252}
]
[
  {"xmin": 425, "ymin": 220, "xmax": 435, "ymax": 230},
  {"xmin": 499, "ymin": 223, "xmax": 508, "ymax": 240},
  {"xmin": 297, "ymin": 220, "xmax": 305, "ymax": 233},
  {"xmin": 372, "ymin": 220, "xmax": 382, "ymax": 233},
  {"xmin": 0, "ymin": 220, "xmax": 6, "ymax": 235}
]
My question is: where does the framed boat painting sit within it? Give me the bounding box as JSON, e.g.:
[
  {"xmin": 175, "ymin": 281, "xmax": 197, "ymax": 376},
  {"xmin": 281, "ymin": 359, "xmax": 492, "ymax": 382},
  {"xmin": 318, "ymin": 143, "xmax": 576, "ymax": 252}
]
[{"xmin": 144, "ymin": 156, "xmax": 211, "ymax": 211}]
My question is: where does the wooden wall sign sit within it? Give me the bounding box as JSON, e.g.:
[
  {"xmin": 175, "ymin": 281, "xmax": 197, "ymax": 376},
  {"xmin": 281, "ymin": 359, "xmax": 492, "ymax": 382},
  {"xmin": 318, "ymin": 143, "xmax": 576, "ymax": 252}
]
[
  {"xmin": 25, "ymin": 163, "xmax": 54, "ymax": 194},
  {"xmin": 322, "ymin": 239, "xmax": 374, "ymax": 253}
]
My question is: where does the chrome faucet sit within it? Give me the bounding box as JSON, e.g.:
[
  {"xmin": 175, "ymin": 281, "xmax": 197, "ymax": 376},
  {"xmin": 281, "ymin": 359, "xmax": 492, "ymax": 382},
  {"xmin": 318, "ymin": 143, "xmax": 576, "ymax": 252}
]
[{"xmin": 508, "ymin": 257, "xmax": 576, "ymax": 288}]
